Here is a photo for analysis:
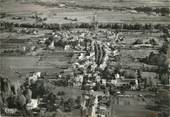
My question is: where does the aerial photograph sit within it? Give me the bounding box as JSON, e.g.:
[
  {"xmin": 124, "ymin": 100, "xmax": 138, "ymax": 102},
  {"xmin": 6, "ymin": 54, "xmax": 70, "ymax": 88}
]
[{"xmin": 0, "ymin": 0, "xmax": 170, "ymax": 117}]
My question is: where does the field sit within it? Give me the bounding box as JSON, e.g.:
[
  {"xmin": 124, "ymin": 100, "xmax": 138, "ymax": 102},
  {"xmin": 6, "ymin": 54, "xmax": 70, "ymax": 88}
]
[
  {"xmin": 0, "ymin": 55, "xmax": 71, "ymax": 74},
  {"xmin": 1, "ymin": 0, "xmax": 170, "ymax": 25},
  {"xmin": 0, "ymin": 0, "xmax": 170, "ymax": 117},
  {"xmin": 0, "ymin": 29, "xmax": 167, "ymax": 117},
  {"xmin": 0, "ymin": 29, "xmax": 164, "ymax": 117},
  {"xmin": 25, "ymin": 0, "xmax": 170, "ymax": 7}
]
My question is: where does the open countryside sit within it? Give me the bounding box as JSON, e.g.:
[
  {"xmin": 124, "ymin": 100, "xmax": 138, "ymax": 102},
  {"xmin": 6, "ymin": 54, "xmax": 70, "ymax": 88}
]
[{"xmin": 0, "ymin": 0, "xmax": 170, "ymax": 117}]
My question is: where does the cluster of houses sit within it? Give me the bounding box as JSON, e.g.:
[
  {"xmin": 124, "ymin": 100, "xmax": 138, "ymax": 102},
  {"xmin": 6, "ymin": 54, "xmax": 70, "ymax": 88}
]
[
  {"xmin": 80, "ymin": 91, "xmax": 112, "ymax": 117},
  {"xmin": 36, "ymin": 29, "xmax": 141, "ymax": 92},
  {"xmin": 1, "ymin": 28, "xmax": 164, "ymax": 117},
  {"xmin": 37, "ymin": 29, "xmax": 124, "ymax": 51}
]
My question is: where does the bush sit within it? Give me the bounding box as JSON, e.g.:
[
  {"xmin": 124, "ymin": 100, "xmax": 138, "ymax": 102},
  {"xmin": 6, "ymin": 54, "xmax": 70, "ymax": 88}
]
[
  {"xmin": 160, "ymin": 73, "xmax": 169, "ymax": 85},
  {"xmin": 133, "ymin": 39, "xmax": 143, "ymax": 45},
  {"xmin": 1, "ymin": 20, "xmax": 170, "ymax": 31},
  {"xmin": 159, "ymin": 42, "xmax": 168, "ymax": 54},
  {"xmin": 57, "ymin": 91, "xmax": 65, "ymax": 96}
]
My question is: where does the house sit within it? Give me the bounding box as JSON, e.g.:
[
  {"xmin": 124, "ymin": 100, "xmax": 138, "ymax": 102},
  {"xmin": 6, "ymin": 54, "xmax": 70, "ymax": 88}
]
[
  {"xmin": 115, "ymin": 73, "xmax": 120, "ymax": 79},
  {"xmin": 26, "ymin": 99, "xmax": 39, "ymax": 110},
  {"xmin": 4, "ymin": 108, "xmax": 17, "ymax": 114},
  {"xmin": 58, "ymin": 3, "xmax": 66, "ymax": 8},
  {"xmin": 78, "ymin": 53, "xmax": 85, "ymax": 60},
  {"xmin": 101, "ymin": 79, "xmax": 106, "ymax": 86},
  {"xmin": 113, "ymin": 49, "xmax": 119, "ymax": 56},
  {"xmin": 111, "ymin": 79, "xmax": 117, "ymax": 86},
  {"xmin": 134, "ymin": 44, "xmax": 152, "ymax": 48},
  {"xmin": 48, "ymin": 40, "xmax": 55, "ymax": 49},
  {"xmin": 129, "ymin": 10, "xmax": 138, "ymax": 14},
  {"xmin": 64, "ymin": 45, "xmax": 69, "ymax": 51},
  {"xmin": 111, "ymin": 77, "xmax": 138, "ymax": 90},
  {"xmin": 75, "ymin": 75, "xmax": 84, "ymax": 86},
  {"xmin": 28, "ymin": 72, "xmax": 41, "ymax": 84},
  {"xmin": 96, "ymin": 104, "xmax": 108, "ymax": 117}
]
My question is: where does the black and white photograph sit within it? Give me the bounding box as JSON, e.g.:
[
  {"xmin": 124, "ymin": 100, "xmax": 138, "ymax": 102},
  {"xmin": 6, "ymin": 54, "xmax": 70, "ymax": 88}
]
[{"xmin": 0, "ymin": 0, "xmax": 170, "ymax": 117}]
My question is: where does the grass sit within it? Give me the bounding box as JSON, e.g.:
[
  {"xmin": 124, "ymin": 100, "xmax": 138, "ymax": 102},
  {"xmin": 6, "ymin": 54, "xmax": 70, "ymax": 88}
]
[
  {"xmin": 1, "ymin": 1, "xmax": 170, "ymax": 25},
  {"xmin": 120, "ymin": 49, "xmax": 158, "ymax": 58},
  {"xmin": 32, "ymin": 0, "xmax": 170, "ymax": 8},
  {"xmin": 0, "ymin": 1, "xmax": 169, "ymax": 117},
  {"xmin": 113, "ymin": 105, "xmax": 157, "ymax": 117},
  {"xmin": 0, "ymin": 54, "xmax": 72, "ymax": 76}
]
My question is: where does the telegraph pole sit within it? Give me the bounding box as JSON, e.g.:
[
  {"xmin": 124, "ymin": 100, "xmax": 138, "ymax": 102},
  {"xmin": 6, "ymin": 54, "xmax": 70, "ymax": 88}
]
[{"xmin": 92, "ymin": 12, "xmax": 98, "ymax": 31}]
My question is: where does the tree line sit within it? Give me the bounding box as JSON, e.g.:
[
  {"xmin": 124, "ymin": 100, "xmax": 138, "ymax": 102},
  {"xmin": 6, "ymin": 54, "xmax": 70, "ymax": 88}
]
[
  {"xmin": 1, "ymin": 21, "xmax": 170, "ymax": 30},
  {"xmin": 134, "ymin": 7, "xmax": 170, "ymax": 16}
]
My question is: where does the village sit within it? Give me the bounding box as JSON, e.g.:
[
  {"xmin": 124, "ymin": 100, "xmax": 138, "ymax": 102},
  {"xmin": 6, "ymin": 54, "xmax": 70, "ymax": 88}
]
[{"xmin": 1, "ymin": 0, "xmax": 170, "ymax": 117}]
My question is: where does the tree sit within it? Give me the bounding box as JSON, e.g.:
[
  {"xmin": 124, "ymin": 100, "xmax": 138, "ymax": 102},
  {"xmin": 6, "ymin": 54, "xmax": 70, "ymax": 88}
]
[
  {"xmin": 155, "ymin": 89, "xmax": 170, "ymax": 114},
  {"xmin": 137, "ymin": 70, "xmax": 142, "ymax": 79},
  {"xmin": 149, "ymin": 39, "xmax": 157, "ymax": 45},
  {"xmin": 64, "ymin": 98, "xmax": 74, "ymax": 112},
  {"xmin": 148, "ymin": 52, "xmax": 168, "ymax": 68},
  {"xmin": 31, "ymin": 80, "xmax": 48, "ymax": 98},
  {"xmin": 133, "ymin": 39, "xmax": 143, "ymax": 45},
  {"xmin": 160, "ymin": 8, "xmax": 170, "ymax": 16},
  {"xmin": 162, "ymin": 27, "xmax": 170, "ymax": 37},
  {"xmin": 145, "ymin": 89, "xmax": 170, "ymax": 116},
  {"xmin": 160, "ymin": 73, "xmax": 169, "ymax": 85},
  {"xmin": 75, "ymin": 96, "xmax": 81, "ymax": 108}
]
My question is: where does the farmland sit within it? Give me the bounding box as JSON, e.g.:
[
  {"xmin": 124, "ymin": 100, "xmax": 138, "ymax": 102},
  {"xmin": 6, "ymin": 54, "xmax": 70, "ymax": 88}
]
[
  {"xmin": 0, "ymin": 0, "xmax": 170, "ymax": 117},
  {"xmin": 1, "ymin": 0, "xmax": 170, "ymax": 25}
]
